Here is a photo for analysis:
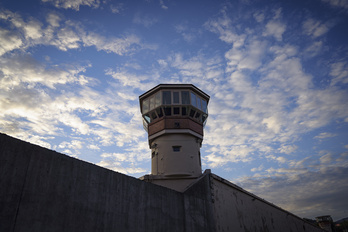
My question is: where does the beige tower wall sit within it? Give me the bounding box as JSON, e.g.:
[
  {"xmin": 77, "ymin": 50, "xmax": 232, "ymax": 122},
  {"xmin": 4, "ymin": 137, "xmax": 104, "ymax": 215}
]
[{"xmin": 150, "ymin": 133, "xmax": 202, "ymax": 177}]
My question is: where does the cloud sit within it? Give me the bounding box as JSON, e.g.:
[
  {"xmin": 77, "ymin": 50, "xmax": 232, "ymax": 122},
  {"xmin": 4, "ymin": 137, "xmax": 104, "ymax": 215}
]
[
  {"xmin": 278, "ymin": 144, "xmax": 298, "ymax": 154},
  {"xmin": 0, "ymin": 55, "xmax": 97, "ymax": 139},
  {"xmin": 82, "ymin": 32, "xmax": 143, "ymax": 55},
  {"xmin": 159, "ymin": 0, "xmax": 168, "ymax": 10},
  {"xmin": 196, "ymin": 7, "xmax": 348, "ymax": 170},
  {"xmin": 175, "ymin": 23, "xmax": 202, "ymax": 42},
  {"xmin": 253, "ymin": 11, "xmax": 265, "ymax": 23},
  {"xmin": 204, "ymin": 13, "xmax": 246, "ymax": 47},
  {"xmin": 105, "ymin": 69, "xmax": 156, "ymax": 91},
  {"xmin": 0, "ymin": 9, "xmax": 146, "ymax": 56},
  {"xmin": 41, "ymin": 0, "xmax": 100, "ymax": 10},
  {"xmin": 302, "ymin": 18, "xmax": 334, "ymax": 38},
  {"xmin": 59, "ymin": 140, "xmax": 83, "ymax": 150},
  {"xmin": 330, "ymin": 61, "xmax": 348, "ymax": 85},
  {"xmin": 110, "ymin": 3, "xmax": 124, "ymax": 14},
  {"xmin": 0, "ymin": 50, "xmax": 149, "ymax": 157},
  {"xmin": 251, "ymin": 164, "xmax": 264, "ymax": 172},
  {"xmin": 133, "ymin": 13, "xmax": 158, "ymax": 28},
  {"xmin": 55, "ymin": 26, "xmax": 81, "ymax": 50},
  {"xmin": 0, "ymin": 28, "xmax": 23, "ymax": 56},
  {"xmin": 237, "ymin": 152, "xmax": 348, "ymax": 219},
  {"xmin": 263, "ymin": 20, "xmax": 286, "ymax": 41},
  {"xmin": 87, "ymin": 144, "xmax": 100, "ymax": 150},
  {"xmin": 322, "ymin": 0, "xmax": 348, "ymax": 10},
  {"xmin": 0, "ymin": 54, "xmax": 152, "ymax": 172},
  {"xmin": 304, "ymin": 41, "xmax": 323, "ymax": 58},
  {"xmin": 46, "ymin": 12, "xmax": 61, "ymax": 27},
  {"xmin": 262, "ymin": 116, "xmax": 281, "ymax": 133},
  {"xmin": 0, "ymin": 54, "xmax": 89, "ymax": 89},
  {"xmin": 314, "ymin": 132, "xmax": 337, "ymax": 140},
  {"xmin": 225, "ymin": 39, "xmax": 266, "ymax": 71},
  {"xmin": 96, "ymin": 142, "xmax": 149, "ymax": 175}
]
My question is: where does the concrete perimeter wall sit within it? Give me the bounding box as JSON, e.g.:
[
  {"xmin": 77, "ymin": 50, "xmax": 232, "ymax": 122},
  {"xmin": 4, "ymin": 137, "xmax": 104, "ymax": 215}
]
[
  {"xmin": 0, "ymin": 133, "xmax": 325, "ymax": 232},
  {"xmin": 0, "ymin": 133, "xmax": 209, "ymax": 232},
  {"xmin": 210, "ymin": 174, "xmax": 324, "ymax": 232}
]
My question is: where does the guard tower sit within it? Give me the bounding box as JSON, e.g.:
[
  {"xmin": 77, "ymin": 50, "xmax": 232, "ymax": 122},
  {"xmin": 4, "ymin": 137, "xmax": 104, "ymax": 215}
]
[{"xmin": 139, "ymin": 84, "xmax": 209, "ymax": 191}]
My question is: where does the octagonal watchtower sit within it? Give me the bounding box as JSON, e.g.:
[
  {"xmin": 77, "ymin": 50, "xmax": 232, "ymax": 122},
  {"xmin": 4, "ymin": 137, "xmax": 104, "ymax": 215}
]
[{"xmin": 139, "ymin": 84, "xmax": 209, "ymax": 191}]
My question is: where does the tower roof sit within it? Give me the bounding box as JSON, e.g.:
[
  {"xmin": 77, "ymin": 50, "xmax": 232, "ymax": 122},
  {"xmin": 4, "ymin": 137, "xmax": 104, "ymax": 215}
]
[{"xmin": 139, "ymin": 84, "xmax": 210, "ymax": 102}]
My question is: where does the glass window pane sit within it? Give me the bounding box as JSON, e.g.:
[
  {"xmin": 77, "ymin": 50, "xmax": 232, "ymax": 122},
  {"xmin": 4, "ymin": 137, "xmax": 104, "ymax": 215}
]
[
  {"xmin": 142, "ymin": 118, "xmax": 148, "ymax": 132},
  {"xmin": 173, "ymin": 92, "xmax": 179, "ymax": 104},
  {"xmin": 173, "ymin": 107, "xmax": 180, "ymax": 115},
  {"xmin": 202, "ymin": 100, "xmax": 207, "ymax": 113},
  {"xmin": 151, "ymin": 111, "xmax": 157, "ymax": 120},
  {"xmin": 156, "ymin": 107, "xmax": 163, "ymax": 117},
  {"xmin": 164, "ymin": 107, "xmax": 171, "ymax": 116},
  {"xmin": 150, "ymin": 97, "xmax": 155, "ymax": 110},
  {"xmin": 197, "ymin": 97, "xmax": 201, "ymax": 110},
  {"xmin": 195, "ymin": 112, "xmax": 202, "ymax": 123},
  {"xmin": 162, "ymin": 91, "xmax": 171, "ymax": 104},
  {"xmin": 202, "ymin": 114, "xmax": 207, "ymax": 123},
  {"xmin": 182, "ymin": 91, "xmax": 190, "ymax": 104},
  {"xmin": 144, "ymin": 114, "xmax": 151, "ymax": 123},
  {"xmin": 155, "ymin": 93, "xmax": 161, "ymax": 107},
  {"xmin": 143, "ymin": 99, "xmax": 149, "ymax": 113},
  {"xmin": 172, "ymin": 146, "xmax": 181, "ymax": 152},
  {"xmin": 182, "ymin": 106, "xmax": 187, "ymax": 116},
  {"xmin": 191, "ymin": 92, "xmax": 197, "ymax": 107},
  {"xmin": 189, "ymin": 109, "xmax": 196, "ymax": 117},
  {"xmin": 203, "ymin": 114, "xmax": 208, "ymax": 127}
]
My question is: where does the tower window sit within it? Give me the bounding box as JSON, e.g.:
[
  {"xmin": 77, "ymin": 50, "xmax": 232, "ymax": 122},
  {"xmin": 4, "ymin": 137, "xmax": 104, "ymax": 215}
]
[
  {"xmin": 172, "ymin": 146, "xmax": 181, "ymax": 152},
  {"xmin": 150, "ymin": 97, "xmax": 155, "ymax": 110},
  {"xmin": 144, "ymin": 114, "xmax": 151, "ymax": 123},
  {"xmin": 202, "ymin": 99, "xmax": 207, "ymax": 113},
  {"xmin": 189, "ymin": 109, "xmax": 196, "ymax": 117},
  {"xmin": 195, "ymin": 112, "xmax": 201, "ymax": 119},
  {"xmin": 143, "ymin": 99, "xmax": 149, "ymax": 113},
  {"xmin": 173, "ymin": 107, "xmax": 180, "ymax": 115},
  {"xmin": 173, "ymin": 92, "xmax": 180, "ymax": 104},
  {"xmin": 191, "ymin": 92, "xmax": 197, "ymax": 107},
  {"xmin": 162, "ymin": 91, "xmax": 171, "ymax": 104},
  {"xmin": 155, "ymin": 92, "xmax": 161, "ymax": 107},
  {"xmin": 164, "ymin": 107, "xmax": 171, "ymax": 116},
  {"xmin": 156, "ymin": 107, "xmax": 163, "ymax": 117},
  {"xmin": 182, "ymin": 106, "xmax": 187, "ymax": 116},
  {"xmin": 182, "ymin": 91, "xmax": 190, "ymax": 104},
  {"xmin": 151, "ymin": 111, "xmax": 158, "ymax": 120}
]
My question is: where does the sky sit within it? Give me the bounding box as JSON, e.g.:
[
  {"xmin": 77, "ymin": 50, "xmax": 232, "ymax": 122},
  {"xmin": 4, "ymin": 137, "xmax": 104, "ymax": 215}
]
[{"xmin": 1, "ymin": 0, "xmax": 348, "ymax": 221}]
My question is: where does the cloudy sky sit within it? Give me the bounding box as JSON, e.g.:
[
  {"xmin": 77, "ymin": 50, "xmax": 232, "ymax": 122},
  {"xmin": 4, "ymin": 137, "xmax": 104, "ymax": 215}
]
[{"xmin": 1, "ymin": 0, "xmax": 348, "ymax": 220}]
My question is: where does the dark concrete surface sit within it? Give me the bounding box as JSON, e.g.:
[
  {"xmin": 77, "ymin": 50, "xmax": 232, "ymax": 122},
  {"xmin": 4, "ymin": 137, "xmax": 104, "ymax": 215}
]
[
  {"xmin": 0, "ymin": 133, "xmax": 324, "ymax": 232},
  {"xmin": 0, "ymin": 133, "xmax": 192, "ymax": 232}
]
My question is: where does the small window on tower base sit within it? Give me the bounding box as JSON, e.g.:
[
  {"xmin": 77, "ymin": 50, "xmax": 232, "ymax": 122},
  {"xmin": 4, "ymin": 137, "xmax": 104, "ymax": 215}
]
[{"xmin": 172, "ymin": 146, "xmax": 181, "ymax": 152}]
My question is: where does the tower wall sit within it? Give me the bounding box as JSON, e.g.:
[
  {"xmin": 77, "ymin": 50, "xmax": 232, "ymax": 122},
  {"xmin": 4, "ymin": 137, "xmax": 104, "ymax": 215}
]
[
  {"xmin": 150, "ymin": 133, "xmax": 202, "ymax": 177},
  {"xmin": 148, "ymin": 116, "xmax": 203, "ymax": 138}
]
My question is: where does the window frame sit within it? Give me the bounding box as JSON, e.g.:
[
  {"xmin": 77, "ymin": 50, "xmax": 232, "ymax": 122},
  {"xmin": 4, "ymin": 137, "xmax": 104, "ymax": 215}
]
[{"xmin": 172, "ymin": 146, "xmax": 181, "ymax": 152}]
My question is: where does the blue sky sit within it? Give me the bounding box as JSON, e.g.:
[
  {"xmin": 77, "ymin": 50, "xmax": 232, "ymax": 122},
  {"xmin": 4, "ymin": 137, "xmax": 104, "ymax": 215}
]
[{"xmin": 1, "ymin": 0, "xmax": 348, "ymax": 220}]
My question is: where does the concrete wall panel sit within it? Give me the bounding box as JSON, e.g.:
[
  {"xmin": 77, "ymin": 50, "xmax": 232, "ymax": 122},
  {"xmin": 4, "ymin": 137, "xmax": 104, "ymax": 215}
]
[
  {"xmin": 0, "ymin": 133, "xmax": 325, "ymax": 232},
  {"xmin": 211, "ymin": 175, "xmax": 324, "ymax": 232},
  {"xmin": 183, "ymin": 173, "xmax": 215, "ymax": 232},
  {"xmin": 0, "ymin": 133, "xmax": 187, "ymax": 232}
]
